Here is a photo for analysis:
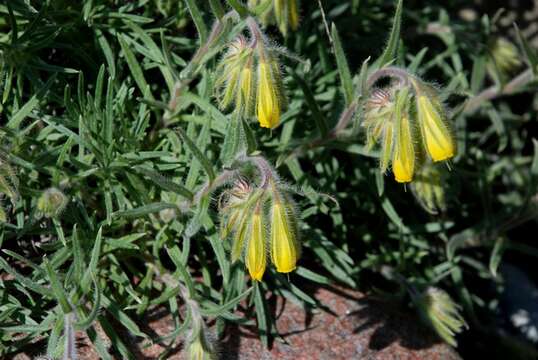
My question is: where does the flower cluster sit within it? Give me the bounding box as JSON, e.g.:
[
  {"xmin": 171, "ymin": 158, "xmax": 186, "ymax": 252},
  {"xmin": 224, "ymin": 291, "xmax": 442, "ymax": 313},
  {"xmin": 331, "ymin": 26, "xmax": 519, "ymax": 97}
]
[
  {"xmin": 215, "ymin": 22, "xmax": 286, "ymax": 129},
  {"xmin": 220, "ymin": 178, "xmax": 300, "ymax": 281},
  {"xmin": 487, "ymin": 37, "xmax": 521, "ymax": 80},
  {"xmin": 37, "ymin": 187, "xmax": 68, "ymax": 219},
  {"xmin": 364, "ymin": 71, "xmax": 456, "ymax": 183}
]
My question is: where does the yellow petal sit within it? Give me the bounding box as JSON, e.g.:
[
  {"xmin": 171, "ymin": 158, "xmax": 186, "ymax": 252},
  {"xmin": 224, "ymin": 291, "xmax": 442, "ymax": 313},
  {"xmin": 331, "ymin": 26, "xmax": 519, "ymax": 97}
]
[
  {"xmin": 417, "ymin": 96, "xmax": 455, "ymax": 162},
  {"xmin": 246, "ymin": 213, "xmax": 266, "ymax": 281},
  {"xmin": 393, "ymin": 115, "xmax": 415, "ymax": 183},
  {"xmin": 270, "ymin": 203, "xmax": 297, "ymax": 273}
]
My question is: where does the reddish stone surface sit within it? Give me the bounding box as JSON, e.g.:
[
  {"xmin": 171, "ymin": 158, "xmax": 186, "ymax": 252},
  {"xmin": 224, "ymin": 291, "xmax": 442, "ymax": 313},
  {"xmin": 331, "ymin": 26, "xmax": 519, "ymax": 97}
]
[
  {"xmin": 218, "ymin": 286, "xmax": 461, "ymax": 360},
  {"xmin": 13, "ymin": 286, "xmax": 461, "ymax": 359}
]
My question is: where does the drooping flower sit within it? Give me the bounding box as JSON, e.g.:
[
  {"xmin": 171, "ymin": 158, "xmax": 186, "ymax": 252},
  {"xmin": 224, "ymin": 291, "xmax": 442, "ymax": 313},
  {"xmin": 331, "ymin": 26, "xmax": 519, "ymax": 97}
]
[
  {"xmin": 416, "ymin": 94, "xmax": 455, "ymax": 162},
  {"xmin": 256, "ymin": 59, "xmax": 282, "ymax": 129},
  {"xmin": 270, "ymin": 193, "xmax": 299, "ymax": 273},
  {"xmin": 245, "ymin": 208, "xmax": 267, "ymax": 281},
  {"xmin": 392, "ymin": 114, "xmax": 415, "ymax": 183}
]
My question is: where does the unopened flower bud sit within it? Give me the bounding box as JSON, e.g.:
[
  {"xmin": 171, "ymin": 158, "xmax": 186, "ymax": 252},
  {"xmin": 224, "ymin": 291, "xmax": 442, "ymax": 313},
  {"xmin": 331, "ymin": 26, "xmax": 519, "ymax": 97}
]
[
  {"xmin": 37, "ymin": 187, "xmax": 68, "ymax": 218},
  {"xmin": 410, "ymin": 164, "xmax": 447, "ymax": 214},
  {"xmin": 219, "ymin": 180, "xmax": 258, "ymax": 263},
  {"xmin": 415, "ymin": 287, "xmax": 467, "ymax": 347},
  {"xmin": 215, "ymin": 36, "xmax": 255, "ymax": 117},
  {"xmin": 187, "ymin": 327, "xmax": 218, "ymax": 360},
  {"xmin": 274, "ymin": 0, "xmax": 300, "ymax": 36},
  {"xmin": 488, "ymin": 37, "xmax": 521, "ymax": 76}
]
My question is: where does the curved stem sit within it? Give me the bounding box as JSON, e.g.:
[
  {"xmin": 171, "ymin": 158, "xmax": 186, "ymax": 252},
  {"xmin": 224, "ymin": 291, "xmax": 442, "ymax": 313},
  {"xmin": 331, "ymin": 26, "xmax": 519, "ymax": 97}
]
[
  {"xmin": 366, "ymin": 66, "xmax": 412, "ymax": 89},
  {"xmin": 236, "ymin": 153, "xmax": 278, "ymax": 189}
]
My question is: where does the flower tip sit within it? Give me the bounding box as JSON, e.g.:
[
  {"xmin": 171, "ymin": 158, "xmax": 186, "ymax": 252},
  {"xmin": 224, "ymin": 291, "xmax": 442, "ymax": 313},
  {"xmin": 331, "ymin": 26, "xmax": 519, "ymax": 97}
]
[
  {"xmin": 249, "ymin": 269, "xmax": 265, "ymax": 281},
  {"xmin": 431, "ymin": 148, "xmax": 455, "ymax": 162},
  {"xmin": 394, "ymin": 173, "xmax": 413, "ymax": 183},
  {"xmin": 275, "ymin": 264, "xmax": 296, "ymax": 273}
]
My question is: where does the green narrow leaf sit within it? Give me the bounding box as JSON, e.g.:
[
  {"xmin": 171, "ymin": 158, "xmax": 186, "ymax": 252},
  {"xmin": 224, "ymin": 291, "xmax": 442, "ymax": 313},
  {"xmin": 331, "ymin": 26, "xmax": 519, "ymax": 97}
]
[
  {"xmin": 253, "ymin": 282, "xmax": 270, "ymax": 348},
  {"xmin": 52, "ymin": 218, "xmax": 66, "ymax": 246},
  {"xmin": 96, "ymin": 29, "xmax": 116, "ymax": 79},
  {"xmin": 489, "ymin": 237, "xmax": 505, "ymax": 278},
  {"xmin": 331, "ymin": 23, "xmax": 354, "ymax": 105},
  {"xmin": 75, "ymin": 277, "xmax": 101, "ymax": 330},
  {"xmin": 97, "ymin": 316, "xmax": 136, "ymax": 359},
  {"xmin": 0, "ymin": 256, "xmax": 51, "ymax": 296},
  {"xmin": 71, "ymin": 225, "xmax": 84, "ymax": 282},
  {"xmin": 175, "ymin": 127, "xmax": 216, "ymax": 182},
  {"xmin": 86, "ymin": 325, "xmax": 114, "ymax": 360},
  {"xmin": 241, "ymin": 118, "xmax": 258, "ymax": 154},
  {"xmin": 226, "ymin": 0, "xmax": 249, "ymax": 18},
  {"xmin": 200, "ymin": 287, "xmax": 253, "ymax": 316},
  {"xmin": 44, "ymin": 257, "xmax": 72, "ymax": 313},
  {"xmin": 209, "ymin": 0, "xmax": 225, "ymax": 19},
  {"xmin": 250, "ymin": 0, "xmax": 272, "ymax": 16},
  {"xmin": 101, "ymin": 295, "xmax": 147, "ymax": 339},
  {"xmin": 81, "ymin": 227, "xmax": 103, "ymax": 292},
  {"xmin": 113, "ymin": 202, "xmax": 178, "ymax": 219},
  {"xmin": 118, "ymin": 34, "xmax": 153, "ymax": 99},
  {"xmin": 292, "ymin": 71, "xmax": 329, "ymax": 137},
  {"xmin": 375, "ymin": 0, "xmax": 403, "ymax": 68},
  {"xmin": 94, "ymin": 64, "xmax": 106, "ymax": 107},
  {"xmin": 514, "ymin": 23, "xmax": 538, "ymax": 76},
  {"xmin": 531, "ymin": 139, "xmax": 538, "ymax": 176},
  {"xmin": 133, "ymin": 166, "xmax": 194, "ymax": 200},
  {"xmin": 104, "ymin": 185, "xmax": 113, "ymax": 226},
  {"xmin": 470, "ymin": 56, "xmax": 487, "ymax": 94},
  {"xmin": 185, "ymin": 0, "xmax": 208, "ymax": 43},
  {"xmin": 46, "ymin": 314, "xmax": 64, "ymax": 358},
  {"xmin": 7, "ymin": 74, "xmax": 56, "ymax": 128},
  {"xmin": 104, "ymin": 75, "xmax": 114, "ymax": 145},
  {"xmin": 166, "ymin": 245, "xmax": 196, "ymax": 297},
  {"xmin": 220, "ymin": 116, "xmax": 242, "ymax": 166},
  {"xmin": 380, "ymin": 195, "xmax": 410, "ymax": 233}
]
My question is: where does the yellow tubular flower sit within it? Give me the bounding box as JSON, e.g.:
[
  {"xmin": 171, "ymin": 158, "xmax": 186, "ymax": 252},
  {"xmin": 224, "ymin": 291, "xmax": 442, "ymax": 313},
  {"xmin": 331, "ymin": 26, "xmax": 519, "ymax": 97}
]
[
  {"xmin": 270, "ymin": 201, "xmax": 298, "ymax": 273},
  {"xmin": 393, "ymin": 114, "xmax": 415, "ymax": 183},
  {"xmin": 417, "ymin": 95, "xmax": 455, "ymax": 162},
  {"xmin": 246, "ymin": 211, "xmax": 266, "ymax": 281},
  {"xmin": 256, "ymin": 61, "xmax": 280, "ymax": 129}
]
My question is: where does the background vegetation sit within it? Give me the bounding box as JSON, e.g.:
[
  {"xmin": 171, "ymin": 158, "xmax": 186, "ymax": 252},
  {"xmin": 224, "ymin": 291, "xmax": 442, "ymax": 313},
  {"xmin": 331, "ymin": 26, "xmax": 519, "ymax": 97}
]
[{"xmin": 1, "ymin": 0, "xmax": 537, "ymax": 359}]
